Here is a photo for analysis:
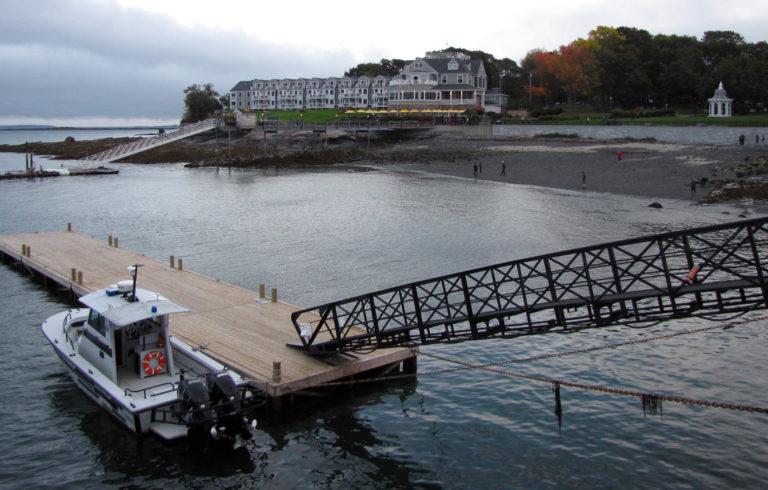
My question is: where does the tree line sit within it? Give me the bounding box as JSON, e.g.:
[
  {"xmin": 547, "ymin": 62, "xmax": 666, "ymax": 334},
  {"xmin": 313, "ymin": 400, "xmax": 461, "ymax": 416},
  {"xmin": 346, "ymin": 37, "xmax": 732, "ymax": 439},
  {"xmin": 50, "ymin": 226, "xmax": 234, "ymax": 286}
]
[
  {"xmin": 347, "ymin": 27, "xmax": 768, "ymax": 114},
  {"xmin": 183, "ymin": 26, "xmax": 766, "ymax": 122}
]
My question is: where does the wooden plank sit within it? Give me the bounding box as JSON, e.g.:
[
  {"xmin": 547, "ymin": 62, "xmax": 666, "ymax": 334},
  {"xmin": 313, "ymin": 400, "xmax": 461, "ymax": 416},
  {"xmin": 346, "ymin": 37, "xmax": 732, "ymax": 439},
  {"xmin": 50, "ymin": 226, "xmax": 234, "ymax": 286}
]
[{"xmin": 0, "ymin": 230, "xmax": 417, "ymax": 398}]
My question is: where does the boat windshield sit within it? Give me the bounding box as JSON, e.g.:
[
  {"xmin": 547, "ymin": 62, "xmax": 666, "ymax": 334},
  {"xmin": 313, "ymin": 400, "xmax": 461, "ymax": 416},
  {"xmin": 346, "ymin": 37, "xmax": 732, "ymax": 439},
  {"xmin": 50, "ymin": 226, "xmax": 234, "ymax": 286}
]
[{"xmin": 87, "ymin": 310, "xmax": 107, "ymax": 337}]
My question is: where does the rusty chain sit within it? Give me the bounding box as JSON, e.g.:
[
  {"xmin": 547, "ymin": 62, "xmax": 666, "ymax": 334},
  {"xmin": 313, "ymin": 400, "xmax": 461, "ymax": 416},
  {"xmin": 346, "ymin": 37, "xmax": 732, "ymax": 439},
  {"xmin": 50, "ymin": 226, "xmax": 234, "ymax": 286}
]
[{"xmin": 317, "ymin": 315, "xmax": 768, "ymax": 414}]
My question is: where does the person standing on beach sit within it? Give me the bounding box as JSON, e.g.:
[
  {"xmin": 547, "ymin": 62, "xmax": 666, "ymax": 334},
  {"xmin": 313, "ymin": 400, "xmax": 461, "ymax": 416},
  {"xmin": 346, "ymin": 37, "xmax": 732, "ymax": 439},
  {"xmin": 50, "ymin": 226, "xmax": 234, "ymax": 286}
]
[
  {"xmin": 617, "ymin": 152, "xmax": 623, "ymax": 162},
  {"xmin": 500, "ymin": 160, "xmax": 506, "ymax": 176},
  {"xmin": 473, "ymin": 163, "xmax": 478, "ymax": 176},
  {"xmin": 690, "ymin": 180, "xmax": 697, "ymax": 194},
  {"xmin": 582, "ymin": 171, "xmax": 586, "ymax": 189}
]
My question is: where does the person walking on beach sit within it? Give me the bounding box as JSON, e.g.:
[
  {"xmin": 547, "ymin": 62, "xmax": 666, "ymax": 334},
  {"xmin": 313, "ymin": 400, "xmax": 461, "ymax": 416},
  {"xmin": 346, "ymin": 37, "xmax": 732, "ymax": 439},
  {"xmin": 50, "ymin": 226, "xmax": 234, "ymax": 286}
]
[
  {"xmin": 473, "ymin": 163, "xmax": 478, "ymax": 176},
  {"xmin": 500, "ymin": 160, "xmax": 506, "ymax": 176},
  {"xmin": 617, "ymin": 152, "xmax": 623, "ymax": 162},
  {"xmin": 690, "ymin": 179, "xmax": 697, "ymax": 194}
]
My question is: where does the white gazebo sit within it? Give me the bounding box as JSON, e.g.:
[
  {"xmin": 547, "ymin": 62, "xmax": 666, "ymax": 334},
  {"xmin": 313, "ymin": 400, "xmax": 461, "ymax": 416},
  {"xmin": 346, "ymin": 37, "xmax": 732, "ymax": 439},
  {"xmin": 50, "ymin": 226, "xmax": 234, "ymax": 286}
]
[{"xmin": 708, "ymin": 81, "xmax": 733, "ymax": 117}]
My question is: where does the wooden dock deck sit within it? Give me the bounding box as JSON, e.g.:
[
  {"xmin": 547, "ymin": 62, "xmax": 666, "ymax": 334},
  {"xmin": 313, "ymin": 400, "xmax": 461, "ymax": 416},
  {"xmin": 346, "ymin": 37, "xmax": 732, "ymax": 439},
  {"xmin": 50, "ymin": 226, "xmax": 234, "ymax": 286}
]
[{"xmin": 0, "ymin": 229, "xmax": 417, "ymax": 399}]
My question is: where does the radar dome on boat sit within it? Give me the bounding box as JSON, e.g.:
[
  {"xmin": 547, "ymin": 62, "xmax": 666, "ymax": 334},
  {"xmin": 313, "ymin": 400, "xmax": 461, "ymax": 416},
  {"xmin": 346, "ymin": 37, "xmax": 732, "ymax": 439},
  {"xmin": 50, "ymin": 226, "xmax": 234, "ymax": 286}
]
[{"xmin": 116, "ymin": 280, "xmax": 133, "ymax": 293}]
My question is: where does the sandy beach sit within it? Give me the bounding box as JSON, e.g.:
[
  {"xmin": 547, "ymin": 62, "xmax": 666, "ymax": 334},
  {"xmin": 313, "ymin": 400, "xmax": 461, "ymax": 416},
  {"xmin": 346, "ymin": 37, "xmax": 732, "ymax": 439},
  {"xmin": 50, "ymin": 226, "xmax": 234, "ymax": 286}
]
[{"xmin": 371, "ymin": 135, "xmax": 768, "ymax": 205}]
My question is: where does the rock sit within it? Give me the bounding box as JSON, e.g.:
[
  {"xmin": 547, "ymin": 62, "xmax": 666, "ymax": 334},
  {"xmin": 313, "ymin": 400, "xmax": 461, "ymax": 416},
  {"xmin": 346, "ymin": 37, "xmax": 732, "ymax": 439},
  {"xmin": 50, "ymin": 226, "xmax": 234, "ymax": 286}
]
[{"xmin": 648, "ymin": 202, "xmax": 663, "ymax": 209}]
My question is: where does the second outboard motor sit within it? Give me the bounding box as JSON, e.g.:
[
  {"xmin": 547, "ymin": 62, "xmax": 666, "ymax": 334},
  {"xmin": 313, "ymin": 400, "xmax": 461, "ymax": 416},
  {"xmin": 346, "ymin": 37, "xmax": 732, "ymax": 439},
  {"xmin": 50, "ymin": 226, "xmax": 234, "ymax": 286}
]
[
  {"xmin": 206, "ymin": 371, "xmax": 256, "ymax": 441},
  {"xmin": 178, "ymin": 376, "xmax": 216, "ymax": 444}
]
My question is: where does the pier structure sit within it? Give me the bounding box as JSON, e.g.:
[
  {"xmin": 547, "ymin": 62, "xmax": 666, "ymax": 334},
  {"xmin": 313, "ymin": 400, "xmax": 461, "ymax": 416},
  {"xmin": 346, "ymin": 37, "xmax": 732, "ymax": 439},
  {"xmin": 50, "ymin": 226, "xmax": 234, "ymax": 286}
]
[
  {"xmin": 78, "ymin": 118, "xmax": 218, "ymax": 165},
  {"xmin": 0, "ymin": 229, "xmax": 417, "ymax": 407},
  {"xmin": 292, "ymin": 218, "xmax": 768, "ymax": 355}
]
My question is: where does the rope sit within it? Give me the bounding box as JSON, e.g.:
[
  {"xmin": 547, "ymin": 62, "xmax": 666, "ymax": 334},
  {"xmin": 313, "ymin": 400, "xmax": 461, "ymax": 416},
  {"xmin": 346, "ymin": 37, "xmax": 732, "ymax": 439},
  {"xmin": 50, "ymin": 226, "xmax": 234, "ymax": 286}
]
[{"xmin": 317, "ymin": 315, "xmax": 768, "ymax": 415}]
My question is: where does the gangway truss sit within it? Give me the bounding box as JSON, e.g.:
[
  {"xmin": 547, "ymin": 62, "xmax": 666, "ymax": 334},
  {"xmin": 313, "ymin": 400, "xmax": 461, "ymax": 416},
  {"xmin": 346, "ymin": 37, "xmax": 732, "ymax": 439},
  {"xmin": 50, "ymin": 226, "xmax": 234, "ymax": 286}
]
[
  {"xmin": 291, "ymin": 217, "xmax": 768, "ymax": 355},
  {"xmin": 79, "ymin": 118, "xmax": 217, "ymax": 166}
]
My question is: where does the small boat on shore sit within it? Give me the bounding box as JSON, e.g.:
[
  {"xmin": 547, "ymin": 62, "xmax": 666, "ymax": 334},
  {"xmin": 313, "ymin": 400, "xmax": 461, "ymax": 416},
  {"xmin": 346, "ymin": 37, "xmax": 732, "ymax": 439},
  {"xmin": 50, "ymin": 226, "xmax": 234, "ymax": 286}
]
[{"xmin": 41, "ymin": 265, "xmax": 261, "ymax": 446}]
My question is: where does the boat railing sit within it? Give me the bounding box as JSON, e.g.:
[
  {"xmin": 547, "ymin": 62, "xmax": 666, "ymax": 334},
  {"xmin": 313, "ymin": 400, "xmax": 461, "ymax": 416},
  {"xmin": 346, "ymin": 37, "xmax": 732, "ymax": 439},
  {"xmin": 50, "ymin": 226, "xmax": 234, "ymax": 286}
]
[{"xmin": 125, "ymin": 382, "xmax": 176, "ymax": 399}]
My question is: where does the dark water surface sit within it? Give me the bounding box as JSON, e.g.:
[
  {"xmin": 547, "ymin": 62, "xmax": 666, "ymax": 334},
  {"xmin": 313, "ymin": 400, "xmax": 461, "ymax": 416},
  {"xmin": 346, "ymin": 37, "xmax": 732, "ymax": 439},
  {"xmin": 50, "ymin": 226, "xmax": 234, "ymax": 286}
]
[{"xmin": 0, "ymin": 129, "xmax": 767, "ymax": 488}]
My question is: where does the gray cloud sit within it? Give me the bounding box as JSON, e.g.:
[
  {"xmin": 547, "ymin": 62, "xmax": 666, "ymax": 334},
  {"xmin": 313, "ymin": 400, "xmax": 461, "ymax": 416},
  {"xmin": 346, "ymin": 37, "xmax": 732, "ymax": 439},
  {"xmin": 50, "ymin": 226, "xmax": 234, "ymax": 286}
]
[{"xmin": 0, "ymin": 0, "xmax": 356, "ymax": 124}]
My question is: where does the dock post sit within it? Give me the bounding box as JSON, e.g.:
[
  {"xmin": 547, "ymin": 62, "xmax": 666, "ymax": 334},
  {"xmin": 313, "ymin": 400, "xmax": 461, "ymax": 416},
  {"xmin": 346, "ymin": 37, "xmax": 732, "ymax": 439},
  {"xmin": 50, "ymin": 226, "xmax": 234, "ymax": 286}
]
[
  {"xmin": 272, "ymin": 361, "xmax": 282, "ymax": 382},
  {"xmin": 71, "ymin": 268, "xmax": 76, "ymax": 281},
  {"xmin": 21, "ymin": 244, "xmax": 27, "ymax": 256},
  {"xmin": 114, "ymin": 237, "xmax": 118, "ymax": 248},
  {"xmin": 67, "ymin": 222, "xmax": 72, "ymax": 232},
  {"xmin": 26, "ymin": 245, "xmax": 31, "ymax": 257},
  {"xmin": 77, "ymin": 270, "xmax": 83, "ymax": 285},
  {"xmin": 108, "ymin": 235, "xmax": 113, "ymax": 247},
  {"xmin": 402, "ymin": 355, "xmax": 418, "ymax": 374},
  {"xmin": 259, "ymin": 284, "xmax": 265, "ymax": 299},
  {"xmin": 170, "ymin": 255, "xmax": 175, "ymax": 268},
  {"xmin": 178, "ymin": 258, "xmax": 183, "ymax": 271},
  {"xmin": 271, "ymin": 288, "xmax": 277, "ymax": 303}
]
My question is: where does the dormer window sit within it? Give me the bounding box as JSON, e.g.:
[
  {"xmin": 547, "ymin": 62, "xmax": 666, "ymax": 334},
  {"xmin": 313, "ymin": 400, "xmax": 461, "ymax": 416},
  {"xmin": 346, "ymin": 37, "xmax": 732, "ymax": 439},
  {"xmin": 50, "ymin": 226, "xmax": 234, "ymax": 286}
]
[{"xmin": 448, "ymin": 59, "xmax": 459, "ymax": 70}]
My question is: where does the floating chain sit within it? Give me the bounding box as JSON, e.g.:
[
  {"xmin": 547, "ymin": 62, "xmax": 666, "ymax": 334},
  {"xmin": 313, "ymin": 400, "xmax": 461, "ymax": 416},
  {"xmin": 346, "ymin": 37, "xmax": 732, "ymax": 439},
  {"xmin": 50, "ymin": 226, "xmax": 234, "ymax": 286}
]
[{"xmin": 318, "ymin": 315, "xmax": 768, "ymax": 414}]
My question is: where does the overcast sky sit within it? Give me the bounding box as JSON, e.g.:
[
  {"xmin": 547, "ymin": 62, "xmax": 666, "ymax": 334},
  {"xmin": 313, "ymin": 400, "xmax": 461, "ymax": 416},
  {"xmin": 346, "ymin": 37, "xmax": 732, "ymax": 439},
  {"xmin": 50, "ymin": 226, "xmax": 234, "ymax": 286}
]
[{"xmin": 1, "ymin": 0, "xmax": 766, "ymax": 127}]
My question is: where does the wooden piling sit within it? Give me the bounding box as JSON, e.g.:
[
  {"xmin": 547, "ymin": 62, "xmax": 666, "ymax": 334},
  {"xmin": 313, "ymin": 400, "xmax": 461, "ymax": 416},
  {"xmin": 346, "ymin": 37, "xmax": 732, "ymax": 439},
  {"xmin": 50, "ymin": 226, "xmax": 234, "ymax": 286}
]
[
  {"xmin": 259, "ymin": 284, "xmax": 265, "ymax": 299},
  {"xmin": 271, "ymin": 287, "xmax": 277, "ymax": 303},
  {"xmin": 178, "ymin": 258, "xmax": 183, "ymax": 271},
  {"xmin": 170, "ymin": 255, "xmax": 175, "ymax": 268}
]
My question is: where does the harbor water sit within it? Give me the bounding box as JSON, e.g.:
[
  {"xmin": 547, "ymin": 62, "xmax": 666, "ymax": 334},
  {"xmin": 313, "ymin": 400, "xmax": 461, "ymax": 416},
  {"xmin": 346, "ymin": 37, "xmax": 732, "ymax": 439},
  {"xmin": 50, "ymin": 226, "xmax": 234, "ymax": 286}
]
[{"xmin": 0, "ymin": 128, "xmax": 767, "ymax": 488}]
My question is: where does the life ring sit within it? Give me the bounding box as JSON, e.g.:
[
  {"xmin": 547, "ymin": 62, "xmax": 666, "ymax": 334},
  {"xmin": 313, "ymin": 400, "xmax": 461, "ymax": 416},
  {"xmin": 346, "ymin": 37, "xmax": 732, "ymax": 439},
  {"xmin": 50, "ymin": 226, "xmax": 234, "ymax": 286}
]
[{"xmin": 142, "ymin": 350, "xmax": 166, "ymax": 376}]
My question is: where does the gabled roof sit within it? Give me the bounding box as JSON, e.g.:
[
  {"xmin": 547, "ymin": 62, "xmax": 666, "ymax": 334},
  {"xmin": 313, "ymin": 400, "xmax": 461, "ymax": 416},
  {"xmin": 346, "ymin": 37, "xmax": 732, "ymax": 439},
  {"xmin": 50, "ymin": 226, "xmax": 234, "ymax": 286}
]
[{"xmin": 229, "ymin": 80, "xmax": 252, "ymax": 92}]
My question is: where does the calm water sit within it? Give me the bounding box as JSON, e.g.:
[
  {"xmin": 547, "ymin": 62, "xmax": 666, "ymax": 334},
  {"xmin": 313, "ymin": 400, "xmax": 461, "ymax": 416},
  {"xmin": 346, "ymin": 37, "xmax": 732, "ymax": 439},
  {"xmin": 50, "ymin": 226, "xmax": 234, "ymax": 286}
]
[{"xmin": 1, "ymin": 129, "xmax": 767, "ymax": 488}]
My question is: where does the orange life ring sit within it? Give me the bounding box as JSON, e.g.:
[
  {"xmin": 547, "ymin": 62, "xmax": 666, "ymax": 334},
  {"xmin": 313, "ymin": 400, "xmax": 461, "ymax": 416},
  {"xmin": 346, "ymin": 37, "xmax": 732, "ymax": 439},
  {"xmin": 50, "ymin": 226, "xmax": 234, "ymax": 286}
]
[{"xmin": 142, "ymin": 350, "xmax": 166, "ymax": 376}]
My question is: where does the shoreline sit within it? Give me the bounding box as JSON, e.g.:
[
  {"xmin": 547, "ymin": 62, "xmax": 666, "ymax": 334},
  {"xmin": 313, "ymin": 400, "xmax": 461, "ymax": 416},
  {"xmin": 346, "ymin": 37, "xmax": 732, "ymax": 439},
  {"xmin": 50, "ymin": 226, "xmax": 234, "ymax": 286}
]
[
  {"xmin": 364, "ymin": 136, "xmax": 768, "ymax": 210},
  {"xmin": 3, "ymin": 129, "xmax": 768, "ymax": 210}
]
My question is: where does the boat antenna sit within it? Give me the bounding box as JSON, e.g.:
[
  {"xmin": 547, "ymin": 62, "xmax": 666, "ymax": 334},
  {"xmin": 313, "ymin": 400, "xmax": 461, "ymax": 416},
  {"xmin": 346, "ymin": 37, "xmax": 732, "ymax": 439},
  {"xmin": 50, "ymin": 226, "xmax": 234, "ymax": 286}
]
[{"xmin": 128, "ymin": 264, "xmax": 143, "ymax": 302}]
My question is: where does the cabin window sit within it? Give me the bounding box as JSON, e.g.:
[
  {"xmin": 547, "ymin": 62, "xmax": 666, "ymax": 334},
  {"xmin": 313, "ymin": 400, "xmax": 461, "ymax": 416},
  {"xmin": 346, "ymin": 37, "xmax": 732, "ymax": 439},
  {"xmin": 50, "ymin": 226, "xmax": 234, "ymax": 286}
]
[{"xmin": 87, "ymin": 310, "xmax": 107, "ymax": 338}]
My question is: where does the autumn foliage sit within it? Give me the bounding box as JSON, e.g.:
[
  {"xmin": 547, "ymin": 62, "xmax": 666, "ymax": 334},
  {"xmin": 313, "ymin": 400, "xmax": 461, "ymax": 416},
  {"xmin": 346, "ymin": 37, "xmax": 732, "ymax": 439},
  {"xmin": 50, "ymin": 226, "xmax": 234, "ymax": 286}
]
[{"xmin": 519, "ymin": 27, "xmax": 768, "ymax": 113}]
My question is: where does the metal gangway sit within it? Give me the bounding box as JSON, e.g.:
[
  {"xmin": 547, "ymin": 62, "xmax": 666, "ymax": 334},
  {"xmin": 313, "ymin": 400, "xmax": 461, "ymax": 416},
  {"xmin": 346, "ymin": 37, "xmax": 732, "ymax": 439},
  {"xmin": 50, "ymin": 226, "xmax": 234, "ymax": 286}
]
[
  {"xmin": 291, "ymin": 217, "xmax": 768, "ymax": 355},
  {"xmin": 79, "ymin": 118, "xmax": 217, "ymax": 166}
]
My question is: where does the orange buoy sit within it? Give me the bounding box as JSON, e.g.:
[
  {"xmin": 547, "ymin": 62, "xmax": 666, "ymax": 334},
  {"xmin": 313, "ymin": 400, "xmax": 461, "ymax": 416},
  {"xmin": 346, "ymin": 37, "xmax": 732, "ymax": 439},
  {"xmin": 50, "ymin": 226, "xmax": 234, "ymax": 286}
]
[{"xmin": 685, "ymin": 265, "xmax": 700, "ymax": 284}]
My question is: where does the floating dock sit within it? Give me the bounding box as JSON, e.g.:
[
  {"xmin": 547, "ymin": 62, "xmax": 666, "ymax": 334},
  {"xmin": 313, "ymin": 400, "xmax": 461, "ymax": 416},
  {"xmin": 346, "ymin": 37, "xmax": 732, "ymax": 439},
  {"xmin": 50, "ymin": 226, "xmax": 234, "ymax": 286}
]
[
  {"xmin": 0, "ymin": 229, "xmax": 417, "ymax": 403},
  {"xmin": 0, "ymin": 167, "xmax": 119, "ymax": 180}
]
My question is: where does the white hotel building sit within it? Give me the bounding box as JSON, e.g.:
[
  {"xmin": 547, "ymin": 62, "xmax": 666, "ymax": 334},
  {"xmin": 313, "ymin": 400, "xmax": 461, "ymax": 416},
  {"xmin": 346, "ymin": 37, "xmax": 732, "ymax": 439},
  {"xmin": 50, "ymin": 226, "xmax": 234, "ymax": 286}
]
[{"xmin": 228, "ymin": 52, "xmax": 487, "ymax": 113}]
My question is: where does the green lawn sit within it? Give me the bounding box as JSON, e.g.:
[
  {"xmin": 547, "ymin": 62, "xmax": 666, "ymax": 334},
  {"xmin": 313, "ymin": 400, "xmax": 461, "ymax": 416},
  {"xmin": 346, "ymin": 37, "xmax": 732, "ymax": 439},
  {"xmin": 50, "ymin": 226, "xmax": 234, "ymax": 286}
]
[
  {"xmin": 504, "ymin": 112, "xmax": 768, "ymax": 127},
  {"xmin": 230, "ymin": 109, "xmax": 768, "ymax": 127}
]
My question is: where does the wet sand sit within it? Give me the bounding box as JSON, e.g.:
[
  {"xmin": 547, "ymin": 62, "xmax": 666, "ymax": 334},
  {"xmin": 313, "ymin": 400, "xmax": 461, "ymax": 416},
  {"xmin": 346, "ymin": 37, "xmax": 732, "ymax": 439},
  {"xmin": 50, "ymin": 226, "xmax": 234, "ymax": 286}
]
[{"xmin": 377, "ymin": 136, "xmax": 767, "ymax": 203}]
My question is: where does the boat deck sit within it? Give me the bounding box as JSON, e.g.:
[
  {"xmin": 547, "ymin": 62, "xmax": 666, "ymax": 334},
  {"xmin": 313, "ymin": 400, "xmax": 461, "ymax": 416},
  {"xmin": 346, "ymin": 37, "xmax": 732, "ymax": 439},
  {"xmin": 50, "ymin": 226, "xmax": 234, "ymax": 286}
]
[{"xmin": 0, "ymin": 229, "xmax": 416, "ymax": 398}]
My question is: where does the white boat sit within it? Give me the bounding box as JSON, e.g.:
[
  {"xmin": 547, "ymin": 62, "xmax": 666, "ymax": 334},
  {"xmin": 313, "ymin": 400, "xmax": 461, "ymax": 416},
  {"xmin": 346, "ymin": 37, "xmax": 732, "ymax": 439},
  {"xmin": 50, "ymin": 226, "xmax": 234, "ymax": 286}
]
[{"xmin": 41, "ymin": 265, "xmax": 261, "ymax": 445}]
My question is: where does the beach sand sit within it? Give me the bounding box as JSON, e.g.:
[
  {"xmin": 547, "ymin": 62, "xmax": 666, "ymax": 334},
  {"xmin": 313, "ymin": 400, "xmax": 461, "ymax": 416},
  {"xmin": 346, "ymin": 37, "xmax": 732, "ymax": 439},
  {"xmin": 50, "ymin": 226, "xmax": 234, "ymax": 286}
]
[{"xmin": 374, "ymin": 136, "xmax": 767, "ymax": 205}]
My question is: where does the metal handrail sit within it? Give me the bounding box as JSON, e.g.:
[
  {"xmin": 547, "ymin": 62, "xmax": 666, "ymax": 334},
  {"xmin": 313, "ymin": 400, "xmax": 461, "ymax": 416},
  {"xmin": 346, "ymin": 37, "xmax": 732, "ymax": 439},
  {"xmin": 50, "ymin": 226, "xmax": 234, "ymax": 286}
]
[{"xmin": 292, "ymin": 217, "xmax": 768, "ymax": 355}]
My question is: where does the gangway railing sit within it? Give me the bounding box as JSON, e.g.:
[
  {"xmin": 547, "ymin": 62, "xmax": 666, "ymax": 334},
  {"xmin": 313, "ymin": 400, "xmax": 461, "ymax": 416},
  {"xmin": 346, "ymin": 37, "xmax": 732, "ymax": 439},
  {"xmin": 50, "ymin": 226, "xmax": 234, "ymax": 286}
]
[
  {"xmin": 291, "ymin": 217, "xmax": 768, "ymax": 355},
  {"xmin": 79, "ymin": 118, "xmax": 217, "ymax": 166}
]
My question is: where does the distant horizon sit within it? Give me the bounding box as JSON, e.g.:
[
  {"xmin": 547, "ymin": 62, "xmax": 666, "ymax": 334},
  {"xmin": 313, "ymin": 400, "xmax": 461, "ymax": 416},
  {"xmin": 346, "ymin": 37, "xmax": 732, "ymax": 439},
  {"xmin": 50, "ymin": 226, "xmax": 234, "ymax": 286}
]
[{"xmin": 0, "ymin": 123, "xmax": 180, "ymax": 130}]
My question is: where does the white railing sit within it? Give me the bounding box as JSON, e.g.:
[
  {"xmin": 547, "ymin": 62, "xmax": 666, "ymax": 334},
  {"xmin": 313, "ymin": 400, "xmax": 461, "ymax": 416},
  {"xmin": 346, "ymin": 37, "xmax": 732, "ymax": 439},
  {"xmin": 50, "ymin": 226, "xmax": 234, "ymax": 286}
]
[{"xmin": 79, "ymin": 118, "xmax": 217, "ymax": 166}]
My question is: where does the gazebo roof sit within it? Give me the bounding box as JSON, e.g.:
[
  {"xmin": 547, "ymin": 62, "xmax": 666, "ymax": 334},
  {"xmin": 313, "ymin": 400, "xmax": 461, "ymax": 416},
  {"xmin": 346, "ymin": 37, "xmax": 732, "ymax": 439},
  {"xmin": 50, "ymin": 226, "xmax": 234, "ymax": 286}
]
[{"xmin": 708, "ymin": 81, "xmax": 733, "ymax": 102}]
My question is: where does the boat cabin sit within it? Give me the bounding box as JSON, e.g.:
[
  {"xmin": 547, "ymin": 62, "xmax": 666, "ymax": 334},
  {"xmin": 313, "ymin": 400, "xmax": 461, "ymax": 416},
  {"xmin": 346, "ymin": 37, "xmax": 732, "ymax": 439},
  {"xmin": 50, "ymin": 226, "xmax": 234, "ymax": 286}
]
[{"xmin": 77, "ymin": 281, "xmax": 188, "ymax": 384}]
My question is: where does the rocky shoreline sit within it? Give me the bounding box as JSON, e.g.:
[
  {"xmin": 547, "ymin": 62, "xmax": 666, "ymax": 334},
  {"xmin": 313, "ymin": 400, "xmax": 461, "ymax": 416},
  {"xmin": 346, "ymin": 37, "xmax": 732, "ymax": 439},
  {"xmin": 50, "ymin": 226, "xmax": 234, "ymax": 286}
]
[{"xmin": 2, "ymin": 128, "xmax": 767, "ymax": 208}]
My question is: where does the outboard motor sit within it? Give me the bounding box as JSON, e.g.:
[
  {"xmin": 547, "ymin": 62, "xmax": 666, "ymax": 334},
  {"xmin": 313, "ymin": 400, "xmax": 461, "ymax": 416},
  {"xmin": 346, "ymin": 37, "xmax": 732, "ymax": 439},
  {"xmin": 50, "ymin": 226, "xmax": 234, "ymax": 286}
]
[
  {"xmin": 206, "ymin": 371, "xmax": 257, "ymax": 441},
  {"xmin": 178, "ymin": 376, "xmax": 216, "ymax": 444}
]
